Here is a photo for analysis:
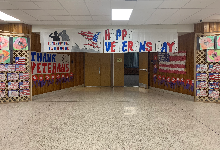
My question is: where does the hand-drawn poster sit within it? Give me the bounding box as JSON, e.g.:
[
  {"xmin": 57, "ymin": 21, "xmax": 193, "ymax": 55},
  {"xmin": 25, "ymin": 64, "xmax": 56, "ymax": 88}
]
[
  {"xmin": 19, "ymin": 82, "xmax": 29, "ymax": 89},
  {"xmin": 196, "ymin": 73, "xmax": 207, "ymax": 80},
  {"xmin": 15, "ymin": 64, "xmax": 26, "ymax": 71},
  {"xmin": 196, "ymin": 64, "xmax": 207, "ymax": 72},
  {"xmin": 0, "ymin": 74, "xmax": 5, "ymax": 81},
  {"xmin": 20, "ymin": 89, "xmax": 30, "ymax": 96},
  {"xmin": 196, "ymin": 81, "xmax": 207, "ymax": 89},
  {"xmin": 19, "ymin": 73, "xmax": 29, "ymax": 80},
  {"xmin": 208, "ymin": 90, "xmax": 219, "ymax": 99},
  {"xmin": 196, "ymin": 89, "xmax": 207, "ymax": 97},
  {"xmin": 8, "ymin": 90, "xmax": 19, "ymax": 97},
  {"xmin": 0, "ymin": 82, "xmax": 6, "ymax": 89},
  {"xmin": 0, "ymin": 36, "xmax": 9, "ymax": 50},
  {"xmin": 13, "ymin": 37, "xmax": 28, "ymax": 50},
  {"xmin": 0, "ymin": 50, "xmax": 10, "ymax": 63},
  {"xmin": 208, "ymin": 64, "xmax": 220, "ymax": 72},
  {"xmin": 199, "ymin": 36, "xmax": 214, "ymax": 50},
  {"xmin": 7, "ymin": 73, "xmax": 18, "ymax": 80},
  {"xmin": 0, "ymin": 91, "xmax": 5, "ymax": 97},
  {"xmin": 207, "ymin": 50, "xmax": 220, "ymax": 62},
  {"xmin": 8, "ymin": 82, "xmax": 18, "ymax": 90},
  {"xmin": 209, "ymin": 82, "xmax": 219, "ymax": 90}
]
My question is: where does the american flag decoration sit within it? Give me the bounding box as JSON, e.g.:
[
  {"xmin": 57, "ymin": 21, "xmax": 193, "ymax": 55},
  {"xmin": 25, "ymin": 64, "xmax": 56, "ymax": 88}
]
[
  {"xmin": 158, "ymin": 52, "xmax": 186, "ymax": 74},
  {"xmin": 0, "ymin": 82, "xmax": 5, "ymax": 89},
  {"xmin": 5, "ymin": 64, "xmax": 15, "ymax": 71},
  {"xmin": 208, "ymin": 64, "xmax": 220, "ymax": 72},
  {"xmin": 8, "ymin": 82, "xmax": 18, "ymax": 90},
  {"xmin": 7, "ymin": 73, "xmax": 18, "ymax": 80},
  {"xmin": 8, "ymin": 90, "xmax": 19, "ymax": 97},
  {"xmin": 209, "ymin": 82, "xmax": 219, "ymax": 90},
  {"xmin": 0, "ymin": 74, "xmax": 5, "ymax": 81},
  {"xmin": 19, "ymin": 82, "xmax": 29, "ymax": 89},
  {"xmin": 208, "ymin": 90, "xmax": 219, "ymax": 99},
  {"xmin": 196, "ymin": 73, "xmax": 207, "ymax": 80},
  {"xmin": 20, "ymin": 89, "xmax": 30, "ymax": 96},
  {"xmin": 0, "ymin": 65, "xmax": 5, "ymax": 71},
  {"xmin": 15, "ymin": 64, "xmax": 26, "ymax": 71},
  {"xmin": 196, "ymin": 89, "xmax": 207, "ymax": 97},
  {"xmin": 0, "ymin": 91, "xmax": 5, "ymax": 97},
  {"xmin": 19, "ymin": 73, "xmax": 29, "ymax": 80},
  {"xmin": 15, "ymin": 57, "xmax": 26, "ymax": 64},
  {"xmin": 209, "ymin": 73, "xmax": 219, "ymax": 80},
  {"xmin": 196, "ymin": 64, "xmax": 207, "ymax": 72},
  {"xmin": 196, "ymin": 81, "xmax": 207, "ymax": 89}
]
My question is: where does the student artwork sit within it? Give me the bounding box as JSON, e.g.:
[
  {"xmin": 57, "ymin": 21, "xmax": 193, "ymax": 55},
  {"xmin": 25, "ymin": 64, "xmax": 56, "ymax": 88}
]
[
  {"xmin": 45, "ymin": 75, "xmax": 50, "ymax": 86},
  {"xmin": 15, "ymin": 57, "xmax": 25, "ymax": 64},
  {"xmin": 190, "ymin": 80, "xmax": 194, "ymax": 92},
  {"xmin": 158, "ymin": 52, "xmax": 186, "ymax": 74},
  {"xmin": 196, "ymin": 89, "xmax": 207, "ymax": 97},
  {"xmin": 38, "ymin": 75, "xmax": 45, "ymax": 87},
  {"xmin": 180, "ymin": 78, "xmax": 185, "ymax": 87},
  {"xmin": 8, "ymin": 82, "xmax": 18, "ymax": 90},
  {"xmin": 15, "ymin": 65, "xmax": 26, "ymax": 71},
  {"xmin": 184, "ymin": 79, "xmax": 191, "ymax": 90},
  {"xmin": 0, "ymin": 91, "xmax": 5, "ymax": 97},
  {"xmin": 196, "ymin": 73, "xmax": 207, "ymax": 80},
  {"xmin": 170, "ymin": 77, "xmax": 176, "ymax": 89},
  {"xmin": 209, "ymin": 82, "xmax": 219, "ymax": 90},
  {"xmin": 0, "ymin": 82, "xmax": 5, "ymax": 89},
  {"xmin": 176, "ymin": 78, "xmax": 180, "ymax": 86},
  {"xmin": 165, "ymin": 77, "xmax": 170, "ymax": 87},
  {"xmin": 8, "ymin": 90, "xmax": 19, "ymax": 97},
  {"xmin": 19, "ymin": 82, "xmax": 29, "ymax": 89},
  {"xmin": 217, "ymin": 36, "xmax": 220, "ymax": 49},
  {"xmin": 32, "ymin": 75, "xmax": 38, "ymax": 88},
  {"xmin": 208, "ymin": 90, "xmax": 219, "ymax": 99},
  {"xmin": 196, "ymin": 64, "xmax": 207, "ymax": 72},
  {"xmin": 7, "ymin": 73, "xmax": 18, "ymax": 80},
  {"xmin": 208, "ymin": 64, "xmax": 220, "ymax": 72},
  {"xmin": 199, "ymin": 36, "xmax": 214, "ymax": 50},
  {"xmin": 161, "ymin": 76, "xmax": 166, "ymax": 85},
  {"xmin": 207, "ymin": 50, "xmax": 220, "ymax": 62},
  {"xmin": 20, "ymin": 89, "xmax": 30, "ymax": 97},
  {"xmin": 0, "ymin": 64, "xmax": 5, "ymax": 71},
  {"xmin": 0, "ymin": 74, "xmax": 5, "ymax": 81},
  {"xmin": 50, "ymin": 74, "xmax": 55, "ymax": 85},
  {"xmin": 197, "ymin": 81, "xmax": 207, "ymax": 89},
  {"xmin": 66, "ymin": 74, "xmax": 70, "ymax": 82},
  {"xmin": 209, "ymin": 73, "xmax": 219, "ymax": 80},
  {"xmin": 5, "ymin": 64, "xmax": 15, "ymax": 71},
  {"xmin": 0, "ymin": 50, "xmax": 10, "ymax": 63},
  {"xmin": 153, "ymin": 64, "xmax": 157, "ymax": 73},
  {"xmin": 13, "ymin": 37, "xmax": 28, "ymax": 50},
  {"xmin": 56, "ymin": 74, "xmax": 61, "ymax": 85},
  {"xmin": 156, "ymin": 75, "xmax": 161, "ymax": 84},
  {"xmin": 61, "ymin": 74, "xmax": 66, "ymax": 83},
  {"xmin": 0, "ymin": 36, "xmax": 9, "ymax": 50},
  {"xmin": 70, "ymin": 73, "xmax": 74, "ymax": 81},
  {"xmin": 19, "ymin": 73, "xmax": 29, "ymax": 80}
]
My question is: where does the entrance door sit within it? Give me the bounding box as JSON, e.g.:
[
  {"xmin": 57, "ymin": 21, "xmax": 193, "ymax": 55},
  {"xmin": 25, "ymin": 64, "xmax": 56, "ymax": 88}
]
[
  {"xmin": 139, "ymin": 52, "xmax": 149, "ymax": 89},
  {"xmin": 85, "ymin": 53, "xmax": 111, "ymax": 86}
]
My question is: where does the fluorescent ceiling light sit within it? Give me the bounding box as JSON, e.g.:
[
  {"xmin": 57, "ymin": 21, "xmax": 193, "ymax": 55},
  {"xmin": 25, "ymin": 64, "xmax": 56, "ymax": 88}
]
[
  {"xmin": 0, "ymin": 11, "xmax": 20, "ymax": 21},
  {"xmin": 112, "ymin": 9, "xmax": 133, "ymax": 20}
]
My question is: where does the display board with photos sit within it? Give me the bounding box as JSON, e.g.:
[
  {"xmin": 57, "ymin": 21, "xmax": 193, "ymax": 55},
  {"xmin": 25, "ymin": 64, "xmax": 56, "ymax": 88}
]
[
  {"xmin": 195, "ymin": 35, "xmax": 220, "ymax": 102},
  {"xmin": 0, "ymin": 36, "xmax": 31, "ymax": 103}
]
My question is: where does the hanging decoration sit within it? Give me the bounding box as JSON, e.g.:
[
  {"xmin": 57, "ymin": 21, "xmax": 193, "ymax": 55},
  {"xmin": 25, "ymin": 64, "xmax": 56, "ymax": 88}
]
[
  {"xmin": 161, "ymin": 76, "xmax": 166, "ymax": 85},
  {"xmin": 153, "ymin": 74, "xmax": 157, "ymax": 84},
  {"xmin": 56, "ymin": 74, "xmax": 61, "ymax": 85},
  {"xmin": 165, "ymin": 77, "xmax": 170, "ymax": 87},
  {"xmin": 176, "ymin": 77, "xmax": 180, "ymax": 87},
  {"xmin": 180, "ymin": 78, "xmax": 185, "ymax": 88},
  {"xmin": 66, "ymin": 73, "xmax": 70, "ymax": 82},
  {"xmin": 45, "ymin": 75, "xmax": 51, "ymax": 86},
  {"xmin": 70, "ymin": 73, "xmax": 74, "ymax": 81},
  {"xmin": 153, "ymin": 64, "xmax": 157, "ymax": 73},
  {"xmin": 184, "ymin": 79, "xmax": 191, "ymax": 90},
  {"xmin": 50, "ymin": 74, "xmax": 55, "ymax": 85},
  {"xmin": 38, "ymin": 75, "xmax": 45, "ymax": 87},
  {"xmin": 190, "ymin": 80, "xmax": 194, "ymax": 92},
  {"xmin": 158, "ymin": 75, "xmax": 162, "ymax": 85},
  {"xmin": 61, "ymin": 74, "xmax": 66, "ymax": 83},
  {"xmin": 32, "ymin": 75, "xmax": 38, "ymax": 88},
  {"xmin": 170, "ymin": 77, "xmax": 176, "ymax": 89}
]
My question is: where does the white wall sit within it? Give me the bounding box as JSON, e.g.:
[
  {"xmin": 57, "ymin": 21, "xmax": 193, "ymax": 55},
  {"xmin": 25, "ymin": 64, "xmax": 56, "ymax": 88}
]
[{"xmin": 32, "ymin": 24, "xmax": 194, "ymax": 33}]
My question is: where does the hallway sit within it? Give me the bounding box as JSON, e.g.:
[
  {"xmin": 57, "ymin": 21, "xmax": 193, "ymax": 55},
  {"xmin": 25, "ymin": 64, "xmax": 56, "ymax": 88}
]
[{"xmin": 1, "ymin": 87, "xmax": 220, "ymax": 149}]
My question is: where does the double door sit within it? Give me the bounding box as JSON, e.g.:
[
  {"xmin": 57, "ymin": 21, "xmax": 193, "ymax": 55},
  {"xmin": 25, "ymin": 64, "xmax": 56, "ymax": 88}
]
[{"xmin": 85, "ymin": 53, "xmax": 111, "ymax": 86}]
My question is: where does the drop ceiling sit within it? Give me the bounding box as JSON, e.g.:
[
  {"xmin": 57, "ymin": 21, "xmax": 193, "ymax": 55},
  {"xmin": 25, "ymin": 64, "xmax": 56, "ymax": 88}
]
[{"xmin": 0, "ymin": 0, "xmax": 220, "ymax": 25}]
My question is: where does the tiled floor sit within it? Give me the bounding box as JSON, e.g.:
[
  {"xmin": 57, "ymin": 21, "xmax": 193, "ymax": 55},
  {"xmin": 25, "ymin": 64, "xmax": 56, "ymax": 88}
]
[{"xmin": 1, "ymin": 87, "xmax": 220, "ymax": 150}]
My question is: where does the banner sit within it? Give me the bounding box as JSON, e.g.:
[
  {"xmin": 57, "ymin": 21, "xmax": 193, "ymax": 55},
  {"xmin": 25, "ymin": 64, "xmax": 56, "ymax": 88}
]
[
  {"xmin": 40, "ymin": 29, "xmax": 178, "ymax": 53},
  {"xmin": 31, "ymin": 52, "xmax": 70, "ymax": 75}
]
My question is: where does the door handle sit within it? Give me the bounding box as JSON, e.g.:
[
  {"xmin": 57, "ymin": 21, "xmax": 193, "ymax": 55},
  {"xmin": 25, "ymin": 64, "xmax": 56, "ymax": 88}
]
[
  {"xmin": 99, "ymin": 67, "xmax": 100, "ymax": 74},
  {"xmin": 139, "ymin": 68, "xmax": 148, "ymax": 71}
]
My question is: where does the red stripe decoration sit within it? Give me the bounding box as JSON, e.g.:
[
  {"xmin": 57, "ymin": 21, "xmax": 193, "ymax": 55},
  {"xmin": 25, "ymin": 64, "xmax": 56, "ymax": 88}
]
[{"xmin": 158, "ymin": 52, "xmax": 186, "ymax": 74}]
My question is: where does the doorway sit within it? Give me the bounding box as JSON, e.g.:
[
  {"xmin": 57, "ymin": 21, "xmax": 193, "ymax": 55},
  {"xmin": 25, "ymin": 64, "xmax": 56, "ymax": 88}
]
[{"xmin": 124, "ymin": 52, "xmax": 139, "ymax": 87}]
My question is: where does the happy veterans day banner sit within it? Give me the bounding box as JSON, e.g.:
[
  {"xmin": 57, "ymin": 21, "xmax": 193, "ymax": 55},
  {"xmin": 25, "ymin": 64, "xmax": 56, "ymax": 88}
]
[{"xmin": 40, "ymin": 29, "xmax": 178, "ymax": 53}]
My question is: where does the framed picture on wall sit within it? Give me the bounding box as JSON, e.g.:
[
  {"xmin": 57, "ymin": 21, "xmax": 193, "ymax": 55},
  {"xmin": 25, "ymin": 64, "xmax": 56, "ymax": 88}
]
[
  {"xmin": 199, "ymin": 36, "xmax": 214, "ymax": 50},
  {"xmin": 13, "ymin": 37, "xmax": 28, "ymax": 50}
]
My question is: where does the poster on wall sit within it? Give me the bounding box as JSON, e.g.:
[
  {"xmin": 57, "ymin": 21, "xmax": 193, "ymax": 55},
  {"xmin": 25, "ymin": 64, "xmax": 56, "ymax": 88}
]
[
  {"xmin": 13, "ymin": 37, "xmax": 28, "ymax": 50},
  {"xmin": 0, "ymin": 91, "xmax": 5, "ymax": 97},
  {"xmin": 31, "ymin": 52, "xmax": 70, "ymax": 75},
  {"xmin": 208, "ymin": 64, "xmax": 220, "ymax": 72},
  {"xmin": 196, "ymin": 89, "xmax": 207, "ymax": 96},
  {"xmin": 208, "ymin": 90, "xmax": 219, "ymax": 99},
  {"xmin": 7, "ymin": 73, "xmax": 18, "ymax": 80},
  {"xmin": 196, "ymin": 73, "xmax": 207, "ymax": 80},
  {"xmin": 19, "ymin": 73, "xmax": 29, "ymax": 80},
  {"xmin": 0, "ymin": 36, "xmax": 9, "ymax": 50},
  {"xmin": 8, "ymin": 82, "xmax": 18, "ymax": 90},
  {"xmin": 19, "ymin": 82, "xmax": 29, "ymax": 89},
  {"xmin": 199, "ymin": 36, "xmax": 214, "ymax": 50},
  {"xmin": 40, "ymin": 29, "xmax": 178, "ymax": 53},
  {"xmin": 0, "ymin": 74, "xmax": 5, "ymax": 81},
  {"xmin": 0, "ymin": 82, "xmax": 5, "ymax": 89},
  {"xmin": 8, "ymin": 90, "xmax": 19, "ymax": 97},
  {"xmin": 207, "ymin": 50, "xmax": 220, "ymax": 62},
  {"xmin": 196, "ymin": 81, "xmax": 207, "ymax": 89},
  {"xmin": 209, "ymin": 82, "xmax": 219, "ymax": 90},
  {"xmin": 196, "ymin": 64, "xmax": 207, "ymax": 72},
  {"xmin": 0, "ymin": 50, "xmax": 10, "ymax": 63},
  {"xmin": 20, "ymin": 89, "xmax": 30, "ymax": 96}
]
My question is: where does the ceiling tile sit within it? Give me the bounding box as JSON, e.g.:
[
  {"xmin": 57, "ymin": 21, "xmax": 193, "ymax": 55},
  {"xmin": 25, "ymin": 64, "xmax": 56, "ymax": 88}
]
[
  {"xmin": 183, "ymin": 0, "xmax": 216, "ymax": 9},
  {"xmin": 206, "ymin": 1, "xmax": 220, "ymax": 8},
  {"xmin": 111, "ymin": 1, "xmax": 137, "ymax": 9},
  {"xmin": 72, "ymin": 16, "xmax": 92, "ymax": 21},
  {"xmin": 53, "ymin": 15, "xmax": 74, "ymax": 21},
  {"xmin": 93, "ymin": 20, "xmax": 111, "ymax": 25},
  {"xmin": 60, "ymin": 21, "xmax": 78, "ymax": 25},
  {"xmin": 10, "ymin": 2, "xmax": 40, "ymax": 9},
  {"xmin": 40, "ymin": 20, "xmax": 63, "ymax": 25},
  {"xmin": 77, "ymin": 20, "xmax": 95, "ymax": 25},
  {"xmin": 35, "ymin": 16, "xmax": 55, "ymax": 21},
  {"xmin": 45, "ymin": 10, "xmax": 69, "ymax": 15},
  {"xmin": 60, "ymin": 1, "xmax": 87, "ymax": 10},
  {"xmin": 92, "ymin": 16, "xmax": 111, "ymax": 21},
  {"xmin": 23, "ymin": 10, "xmax": 49, "ymax": 17},
  {"xmin": 34, "ymin": 2, "xmax": 63, "ymax": 9},
  {"xmin": 159, "ymin": 0, "xmax": 190, "ymax": 8},
  {"xmin": 135, "ymin": 1, "xmax": 163, "ymax": 9},
  {"xmin": 88, "ymin": 8, "xmax": 111, "ymax": 15},
  {"xmin": 67, "ymin": 9, "xmax": 90, "ymax": 15},
  {"xmin": 0, "ymin": 2, "xmax": 18, "ymax": 9},
  {"xmin": 112, "ymin": 20, "xmax": 128, "ymax": 25}
]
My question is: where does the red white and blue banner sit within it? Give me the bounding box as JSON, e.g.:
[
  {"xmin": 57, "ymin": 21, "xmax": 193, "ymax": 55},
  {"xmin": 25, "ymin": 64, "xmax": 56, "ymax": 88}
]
[
  {"xmin": 31, "ymin": 52, "xmax": 70, "ymax": 75},
  {"xmin": 40, "ymin": 29, "xmax": 178, "ymax": 53}
]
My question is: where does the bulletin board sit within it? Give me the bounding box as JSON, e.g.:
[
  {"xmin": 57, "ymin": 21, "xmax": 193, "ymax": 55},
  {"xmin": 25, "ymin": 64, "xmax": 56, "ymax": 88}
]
[
  {"xmin": 194, "ymin": 33, "xmax": 220, "ymax": 102},
  {"xmin": 0, "ymin": 36, "xmax": 32, "ymax": 103}
]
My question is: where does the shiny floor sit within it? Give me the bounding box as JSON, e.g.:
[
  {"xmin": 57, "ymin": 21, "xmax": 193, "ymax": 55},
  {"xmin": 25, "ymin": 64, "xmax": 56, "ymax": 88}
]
[{"xmin": 1, "ymin": 87, "xmax": 220, "ymax": 150}]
